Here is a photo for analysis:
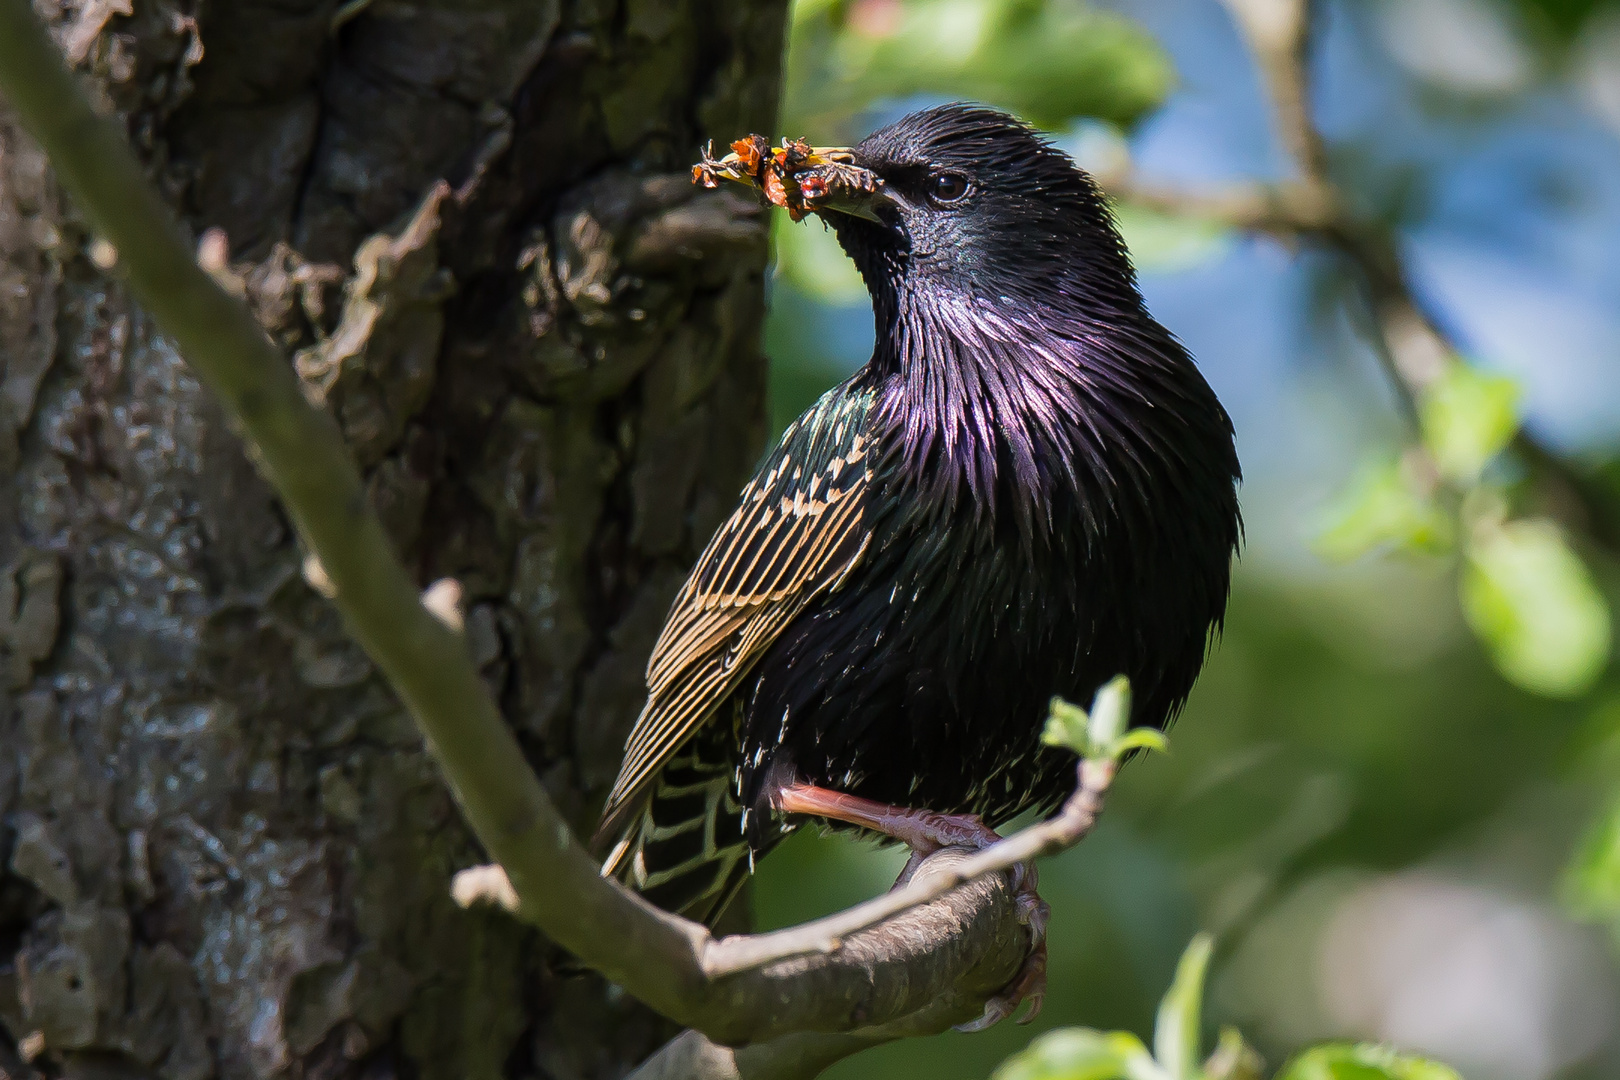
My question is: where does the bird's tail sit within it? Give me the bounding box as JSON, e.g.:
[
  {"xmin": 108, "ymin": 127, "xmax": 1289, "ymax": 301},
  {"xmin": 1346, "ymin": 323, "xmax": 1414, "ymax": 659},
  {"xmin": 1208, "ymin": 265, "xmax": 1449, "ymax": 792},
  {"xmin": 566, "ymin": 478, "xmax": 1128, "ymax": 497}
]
[{"xmin": 597, "ymin": 728, "xmax": 760, "ymax": 929}]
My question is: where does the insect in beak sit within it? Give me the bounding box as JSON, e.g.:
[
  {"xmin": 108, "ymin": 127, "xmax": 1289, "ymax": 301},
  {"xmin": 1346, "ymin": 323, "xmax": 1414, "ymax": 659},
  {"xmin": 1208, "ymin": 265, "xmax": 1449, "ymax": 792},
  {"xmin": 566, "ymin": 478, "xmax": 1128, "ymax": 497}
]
[{"xmin": 692, "ymin": 137, "xmax": 892, "ymax": 222}]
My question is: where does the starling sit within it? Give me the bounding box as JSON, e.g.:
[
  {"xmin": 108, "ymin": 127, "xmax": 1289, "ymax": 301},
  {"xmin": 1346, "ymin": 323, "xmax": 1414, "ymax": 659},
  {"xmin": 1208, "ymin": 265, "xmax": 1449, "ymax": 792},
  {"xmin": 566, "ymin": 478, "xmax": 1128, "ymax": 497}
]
[{"xmin": 596, "ymin": 103, "xmax": 1242, "ymax": 1021}]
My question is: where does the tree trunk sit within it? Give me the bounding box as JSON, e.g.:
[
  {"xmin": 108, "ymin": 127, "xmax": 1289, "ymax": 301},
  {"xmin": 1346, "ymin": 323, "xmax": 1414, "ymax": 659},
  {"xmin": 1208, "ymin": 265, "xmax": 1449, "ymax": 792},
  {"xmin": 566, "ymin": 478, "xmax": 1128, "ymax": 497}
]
[{"xmin": 0, "ymin": 2, "xmax": 785, "ymax": 1079}]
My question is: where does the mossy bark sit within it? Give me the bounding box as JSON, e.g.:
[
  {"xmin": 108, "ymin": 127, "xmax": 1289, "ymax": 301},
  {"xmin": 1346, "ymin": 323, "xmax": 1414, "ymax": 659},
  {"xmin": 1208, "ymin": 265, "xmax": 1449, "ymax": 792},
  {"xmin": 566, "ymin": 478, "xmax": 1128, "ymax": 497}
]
[{"xmin": 0, "ymin": 2, "xmax": 785, "ymax": 1078}]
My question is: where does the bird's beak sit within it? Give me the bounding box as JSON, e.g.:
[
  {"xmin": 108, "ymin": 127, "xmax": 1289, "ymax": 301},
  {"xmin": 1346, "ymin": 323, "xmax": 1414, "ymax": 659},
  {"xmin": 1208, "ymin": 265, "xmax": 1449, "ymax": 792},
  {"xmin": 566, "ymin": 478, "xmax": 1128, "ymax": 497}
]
[
  {"xmin": 791, "ymin": 147, "xmax": 892, "ymax": 222},
  {"xmin": 693, "ymin": 139, "xmax": 891, "ymax": 223}
]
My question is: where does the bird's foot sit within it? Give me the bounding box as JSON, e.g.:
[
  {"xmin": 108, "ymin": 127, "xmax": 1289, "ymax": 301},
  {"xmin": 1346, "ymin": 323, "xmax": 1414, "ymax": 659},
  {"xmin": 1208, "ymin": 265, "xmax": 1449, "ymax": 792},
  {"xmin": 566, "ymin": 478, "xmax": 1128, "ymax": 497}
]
[
  {"xmin": 771, "ymin": 784, "xmax": 1050, "ymax": 1028},
  {"xmin": 952, "ymin": 860, "xmax": 1048, "ymax": 1031},
  {"xmin": 885, "ymin": 823, "xmax": 1049, "ymax": 1030}
]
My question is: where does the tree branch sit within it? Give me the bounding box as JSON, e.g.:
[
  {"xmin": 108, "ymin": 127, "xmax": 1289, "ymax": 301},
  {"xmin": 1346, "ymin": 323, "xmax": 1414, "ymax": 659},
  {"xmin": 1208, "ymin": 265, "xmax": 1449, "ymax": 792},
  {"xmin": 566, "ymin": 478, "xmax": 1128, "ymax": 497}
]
[
  {"xmin": 1218, "ymin": 0, "xmax": 1326, "ymax": 181},
  {"xmin": 701, "ymin": 759, "xmax": 1112, "ymax": 976},
  {"xmin": 625, "ymin": 848, "xmax": 1043, "ymax": 1080},
  {"xmin": 1107, "ymin": 0, "xmax": 1620, "ymax": 562},
  {"xmin": 626, "ymin": 1030, "xmax": 879, "ymax": 1080},
  {"xmin": 0, "ymin": 3, "xmax": 1107, "ymax": 1071},
  {"xmin": 1106, "ymin": 175, "xmax": 1337, "ymax": 235}
]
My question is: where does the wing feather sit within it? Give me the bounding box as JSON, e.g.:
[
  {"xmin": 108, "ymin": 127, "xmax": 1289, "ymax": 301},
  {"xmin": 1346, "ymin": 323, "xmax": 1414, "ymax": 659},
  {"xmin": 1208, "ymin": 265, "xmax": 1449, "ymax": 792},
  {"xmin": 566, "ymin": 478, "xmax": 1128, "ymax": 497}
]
[{"xmin": 595, "ymin": 383, "xmax": 877, "ymax": 848}]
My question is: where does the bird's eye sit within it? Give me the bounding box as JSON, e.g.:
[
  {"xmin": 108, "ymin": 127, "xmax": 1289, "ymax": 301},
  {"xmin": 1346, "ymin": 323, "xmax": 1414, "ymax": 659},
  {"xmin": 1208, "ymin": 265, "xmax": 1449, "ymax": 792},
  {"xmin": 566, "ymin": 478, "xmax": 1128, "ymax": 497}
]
[{"xmin": 929, "ymin": 171, "xmax": 970, "ymax": 204}]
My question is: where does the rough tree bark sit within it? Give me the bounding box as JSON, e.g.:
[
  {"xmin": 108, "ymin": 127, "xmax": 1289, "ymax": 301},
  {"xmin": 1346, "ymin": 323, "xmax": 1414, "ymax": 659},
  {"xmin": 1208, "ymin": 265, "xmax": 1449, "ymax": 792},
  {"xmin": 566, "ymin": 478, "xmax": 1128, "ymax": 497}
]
[{"xmin": 0, "ymin": 2, "xmax": 787, "ymax": 1079}]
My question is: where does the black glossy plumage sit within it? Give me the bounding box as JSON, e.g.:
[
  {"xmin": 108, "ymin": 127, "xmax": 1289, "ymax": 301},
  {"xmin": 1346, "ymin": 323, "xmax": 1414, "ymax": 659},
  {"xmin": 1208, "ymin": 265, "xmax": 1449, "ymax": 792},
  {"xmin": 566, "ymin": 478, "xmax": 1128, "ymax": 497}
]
[{"xmin": 596, "ymin": 104, "xmax": 1242, "ymax": 926}]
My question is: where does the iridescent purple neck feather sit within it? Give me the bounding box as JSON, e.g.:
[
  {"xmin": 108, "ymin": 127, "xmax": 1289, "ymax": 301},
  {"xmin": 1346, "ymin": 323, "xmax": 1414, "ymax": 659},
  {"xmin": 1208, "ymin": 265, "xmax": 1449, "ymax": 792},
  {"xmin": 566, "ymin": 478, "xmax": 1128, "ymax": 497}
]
[{"xmin": 830, "ymin": 105, "xmax": 1240, "ymax": 571}]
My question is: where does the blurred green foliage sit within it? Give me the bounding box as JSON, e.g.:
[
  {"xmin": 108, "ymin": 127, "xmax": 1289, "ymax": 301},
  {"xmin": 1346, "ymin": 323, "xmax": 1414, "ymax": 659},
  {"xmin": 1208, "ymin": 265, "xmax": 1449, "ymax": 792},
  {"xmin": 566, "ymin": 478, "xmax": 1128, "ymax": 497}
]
[
  {"xmin": 995, "ymin": 936, "xmax": 1458, "ymax": 1080},
  {"xmin": 783, "ymin": 0, "xmax": 1173, "ymax": 137},
  {"xmin": 1110, "ymin": 205, "xmax": 1235, "ymax": 274},
  {"xmin": 1462, "ymin": 514, "xmax": 1612, "ymax": 696},
  {"xmin": 1514, "ymin": 0, "xmax": 1620, "ymax": 41},
  {"xmin": 1313, "ymin": 458, "xmax": 1454, "ymax": 561},
  {"xmin": 1318, "ymin": 359, "xmax": 1612, "ymax": 695},
  {"xmin": 772, "ymin": 212, "xmax": 866, "ymax": 304},
  {"xmin": 1274, "ymin": 1045, "xmax": 1462, "ymax": 1080},
  {"xmin": 1564, "ymin": 776, "xmax": 1620, "ymax": 938},
  {"xmin": 1154, "ymin": 935, "xmax": 1216, "ymax": 1080},
  {"xmin": 1417, "ymin": 365, "xmax": 1521, "ymax": 486}
]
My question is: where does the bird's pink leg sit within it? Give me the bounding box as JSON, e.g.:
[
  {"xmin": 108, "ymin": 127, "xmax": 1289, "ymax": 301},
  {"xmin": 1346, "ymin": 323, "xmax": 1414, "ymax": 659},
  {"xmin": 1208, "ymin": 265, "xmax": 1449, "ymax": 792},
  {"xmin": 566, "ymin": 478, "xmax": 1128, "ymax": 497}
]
[
  {"xmin": 771, "ymin": 782, "xmax": 1049, "ymax": 1027},
  {"xmin": 772, "ymin": 783, "xmax": 1004, "ymax": 849}
]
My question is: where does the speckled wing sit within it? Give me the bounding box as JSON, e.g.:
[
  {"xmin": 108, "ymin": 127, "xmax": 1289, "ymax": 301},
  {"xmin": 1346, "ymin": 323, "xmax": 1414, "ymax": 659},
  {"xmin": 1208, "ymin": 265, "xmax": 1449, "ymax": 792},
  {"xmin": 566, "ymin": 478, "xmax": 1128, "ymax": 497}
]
[{"xmin": 595, "ymin": 381, "xmax": 877, "ymax": 851}]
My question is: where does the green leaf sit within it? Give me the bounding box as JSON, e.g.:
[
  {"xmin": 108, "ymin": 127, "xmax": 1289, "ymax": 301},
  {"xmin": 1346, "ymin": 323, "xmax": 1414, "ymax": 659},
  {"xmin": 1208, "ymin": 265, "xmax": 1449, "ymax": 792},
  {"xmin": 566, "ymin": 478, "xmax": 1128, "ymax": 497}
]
[
  {"xmin": 784, "ymin": 0, "xmax": 1174, "ymax": 135},
  {"xmin": 1314, "ymin": 458, "xmax": 1453, "ymax": 562},
  {"xmin": 1112, "ymin": 203, "xmax": 1232, "ymax": 273},
  {"xmin": 993, "ymin": 1028, "xmax": 1165, "ymax": 1080},
  {"xmin": 1461, "ymin": 517, "xmax": 1612, "ymax": 697},
  {"xmin": 1276, "ymin": 1043, "xmax": 1462, "ymax": 1080},
  {"xmin": 1042, "ymin": 695, "xmax": 1092, "ymax": 755},
  {"xmin": 1042, "ymin": 679, "xmax": 1141, "ymax": 759},
  {"xmin": 1087, "ymin": 675, "xmax": 1132, "ymax": 752},
  {"xmin": 1153, "ymin": 933, "xmax": 1212, "ymax": 1080},
  {"xmin": 1563, "ymin": 787, "xmax": 1620, "ymax": 928},
  {"xmin": 1419, "ymin": 363, "xmax": 1522, "ymax": 484},
  {"xmin": 1113, "ymin": 727, "xmax": 1169, "ymax": 757}
]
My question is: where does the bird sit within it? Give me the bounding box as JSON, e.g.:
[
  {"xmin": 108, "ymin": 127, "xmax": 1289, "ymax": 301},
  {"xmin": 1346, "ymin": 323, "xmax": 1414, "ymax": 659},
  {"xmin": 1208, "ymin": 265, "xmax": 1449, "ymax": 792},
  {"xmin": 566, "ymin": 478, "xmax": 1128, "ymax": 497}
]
[{"xmin": 594, "ymin": 102, "xmax": 1242, "ymax": 1022}]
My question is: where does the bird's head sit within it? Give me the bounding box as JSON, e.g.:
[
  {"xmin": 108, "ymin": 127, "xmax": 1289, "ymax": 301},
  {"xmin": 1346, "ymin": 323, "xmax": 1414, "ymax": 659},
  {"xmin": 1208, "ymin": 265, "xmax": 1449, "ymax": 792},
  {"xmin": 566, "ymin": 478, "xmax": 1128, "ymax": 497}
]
[
  {"xmin": 822, "ymin": 103, "xmax": 1134, "ymax": 311},
  {"xmin": 697, "ymin": 103, "xmax": 1135, "ymax": 315}
]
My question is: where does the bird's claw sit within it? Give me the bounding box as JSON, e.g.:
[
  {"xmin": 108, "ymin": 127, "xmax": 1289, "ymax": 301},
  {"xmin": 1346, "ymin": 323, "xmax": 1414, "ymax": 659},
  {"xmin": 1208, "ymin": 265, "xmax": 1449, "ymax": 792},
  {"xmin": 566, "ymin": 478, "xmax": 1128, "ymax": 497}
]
[
  {"xmin": 1016, "ymin": 885, "xmax": 1050, "ymax": 947},
  {"xmin": 955, "ymin": 859, "xmax": 1048, "ymax": 1031},
  {"xmin": 860, "ymin": 810, "xmax": 1049, "ymax": 1033},
  {"xmin": 957, "ymin": 940, "xmax": 1047, "ymax": 1031}
]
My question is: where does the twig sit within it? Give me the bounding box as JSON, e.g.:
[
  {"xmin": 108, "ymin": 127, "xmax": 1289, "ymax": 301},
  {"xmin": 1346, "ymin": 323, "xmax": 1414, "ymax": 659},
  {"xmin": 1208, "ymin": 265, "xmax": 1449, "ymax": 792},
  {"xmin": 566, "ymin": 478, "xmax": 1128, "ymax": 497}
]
[
  {"xmin": 1218, "ymin": 0, "xmax": 1326, "ymax": 180},
  {"xmin": 1106, "ymin": 175, "xmax": 1337, "ymax": 235},
  {"xmin": 447, "ymin": 754, "xmax": 1117, "ymax": 992},
  {"xmin": 703, "ymin": 759, "xmax": 1113, "ymax": 976},
  {"xmin": 624, "ymin": 751, "xmax": 1118, "ymax": 1079}
]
